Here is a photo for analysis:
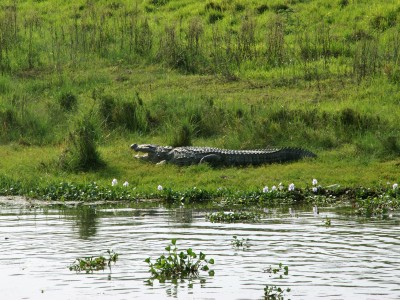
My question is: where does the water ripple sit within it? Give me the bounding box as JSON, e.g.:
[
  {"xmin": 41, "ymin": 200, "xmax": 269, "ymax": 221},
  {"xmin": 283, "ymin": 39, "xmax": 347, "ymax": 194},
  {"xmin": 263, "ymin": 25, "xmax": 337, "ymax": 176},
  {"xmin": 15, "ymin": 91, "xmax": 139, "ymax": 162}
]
[{"xmin": 0, "ymin": 206, "xmax": 400, "ymax": 299}]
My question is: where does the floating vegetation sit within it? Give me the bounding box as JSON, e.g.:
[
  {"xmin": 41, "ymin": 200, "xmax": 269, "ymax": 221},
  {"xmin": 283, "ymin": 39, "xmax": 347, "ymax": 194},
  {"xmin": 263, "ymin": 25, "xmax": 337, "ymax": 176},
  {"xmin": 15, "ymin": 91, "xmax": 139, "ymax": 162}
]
[
  {"xmin": 355, "ymin": 195, "xmax": 400, "ymax": 217},
  {"xmin": 0, "ymin": 175, "xmax": 399, "ymax": 218},
  {"xmin": 324, "ymin": 216, "xmax": 332, "ymax": 227},
  {"xmin": 145, "ymin": 239, "xmax": 214, "ymax": 282},
  {"xmin": 69, "ymin": 250, "xmax": 119, "ymax": 274},
  {"xmin": 264, "ymin": 263, "xmax": 291, "ymax": 300},
  {"xmin": 231, "ymin": 235, "xmax": 250, "ymax": 250},
  {"xmin": 206, "ymin": 211, "xmax": 262, "ymax": 223}
]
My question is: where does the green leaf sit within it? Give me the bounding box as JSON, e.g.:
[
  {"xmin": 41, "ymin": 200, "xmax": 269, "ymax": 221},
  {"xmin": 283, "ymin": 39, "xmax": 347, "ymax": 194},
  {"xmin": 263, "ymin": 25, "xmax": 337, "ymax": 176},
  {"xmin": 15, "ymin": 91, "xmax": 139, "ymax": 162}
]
[
  {"xmin": 202, "ymin": 265, "xmax": 209, "ymax": 271},
  {"xmin": 208, "ymin": 270, "xmax": 215, "ymax": 276},
  {"xmin": 208, "ymin": 258, "xmax": 214, "ymax": 264},
  {"xmin": 171, "ymin": 239, "xmax": 177, "ymax": 245}
]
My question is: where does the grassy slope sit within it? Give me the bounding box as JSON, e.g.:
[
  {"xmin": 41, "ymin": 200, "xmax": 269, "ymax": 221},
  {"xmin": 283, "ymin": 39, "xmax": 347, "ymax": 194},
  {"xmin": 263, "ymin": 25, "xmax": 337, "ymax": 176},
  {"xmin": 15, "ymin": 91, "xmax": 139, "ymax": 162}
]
[{"xmin": 0, "ymin": 0, "xmax": 400, "ymax": 191}]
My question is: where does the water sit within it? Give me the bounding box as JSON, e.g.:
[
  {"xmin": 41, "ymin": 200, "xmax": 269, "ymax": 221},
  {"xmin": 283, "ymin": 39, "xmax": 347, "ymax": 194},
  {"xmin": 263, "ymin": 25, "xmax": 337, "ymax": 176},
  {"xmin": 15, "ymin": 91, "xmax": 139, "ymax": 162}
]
[{"xmin": 0, "ymin": 203, "xmax": 400, "ymax": 300}]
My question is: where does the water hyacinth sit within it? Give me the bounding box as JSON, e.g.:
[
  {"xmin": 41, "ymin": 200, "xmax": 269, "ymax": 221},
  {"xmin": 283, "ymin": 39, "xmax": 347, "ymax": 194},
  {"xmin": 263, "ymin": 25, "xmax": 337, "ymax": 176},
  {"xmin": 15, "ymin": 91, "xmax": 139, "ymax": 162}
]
[
  {"xmin": 112, "ymin": 178, "xmax": 118, "ymax": 186},
  {"xmin": 288, "ymin": 183, "xmax": 295, "ymax": 192},
  {"xmin": 123, "ymin": 181, "xmax": 129, "ymax": 187},
  {"xmin": 312, "ymin": 179, "xmax": 318, "ymax": 186},
  {"xmin": 312, "ymin": 187, "xmax": 318, "ymax": 193},
  {"xmin": 157, "ymin": 185, "xmax": 163, "ymax": 191},
  {"xmin": 278, "ymin": 183, "xmax": 284, "ymax": 191},
  {"xmin": 393, "ymin": 183, "xmax": 398, "ymax": 190},
  {"xmin": 271, "ymin": 186, "xmax": 277, "ymax": 192},
  {"xmin": 262, "ymin": 186, "xmax": 269, "ymax": 193}
]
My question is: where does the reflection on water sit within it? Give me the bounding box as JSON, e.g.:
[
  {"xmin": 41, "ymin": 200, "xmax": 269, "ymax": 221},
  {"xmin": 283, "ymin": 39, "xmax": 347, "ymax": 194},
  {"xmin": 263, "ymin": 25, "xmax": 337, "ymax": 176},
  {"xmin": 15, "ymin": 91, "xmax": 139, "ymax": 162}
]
[
  {"xmin": 0, "ymin": 204, "xmax": 400, "ymax": 300},
  {"xmin": 74, "ymin": 206, "xmax": 98, "ymax": 239}
]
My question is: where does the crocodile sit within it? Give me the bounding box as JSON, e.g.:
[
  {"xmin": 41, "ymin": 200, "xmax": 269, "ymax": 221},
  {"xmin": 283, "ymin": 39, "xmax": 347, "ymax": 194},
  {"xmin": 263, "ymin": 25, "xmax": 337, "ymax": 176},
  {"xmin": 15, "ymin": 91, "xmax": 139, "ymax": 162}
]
[{"xmin": 130, "ymin": 143, "xmax": 316, "ymax": 167}]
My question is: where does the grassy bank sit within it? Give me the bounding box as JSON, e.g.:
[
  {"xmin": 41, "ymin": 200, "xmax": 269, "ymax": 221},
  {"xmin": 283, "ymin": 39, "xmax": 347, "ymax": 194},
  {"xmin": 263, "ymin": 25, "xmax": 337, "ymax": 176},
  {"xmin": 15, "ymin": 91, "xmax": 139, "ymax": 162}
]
[{"xmin": 0, "ymin": 0, "xmax": 400, "ymax": 199}]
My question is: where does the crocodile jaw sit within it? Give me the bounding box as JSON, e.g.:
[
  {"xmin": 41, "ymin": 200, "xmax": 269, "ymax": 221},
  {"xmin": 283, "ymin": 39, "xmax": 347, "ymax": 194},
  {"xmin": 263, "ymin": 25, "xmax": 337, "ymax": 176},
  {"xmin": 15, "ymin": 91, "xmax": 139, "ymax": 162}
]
[
  {"xmin": 130, "ymin": 143, "xmax": 157, "ymax": 153},
  {"xmin": 130, "ymin": 143, "xmax": 171, "ymax": 163},
  {"xmin": 130, "ymin": 144, "xmax": 156, "ymax": 161}
]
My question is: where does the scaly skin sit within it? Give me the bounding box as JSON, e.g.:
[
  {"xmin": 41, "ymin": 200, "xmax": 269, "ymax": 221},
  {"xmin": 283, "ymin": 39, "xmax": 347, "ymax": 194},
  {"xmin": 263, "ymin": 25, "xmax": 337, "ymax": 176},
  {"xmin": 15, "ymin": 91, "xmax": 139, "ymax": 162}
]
[{"xmin": 130, "ymin": 144, "xmax": 316, "ymax": 167}]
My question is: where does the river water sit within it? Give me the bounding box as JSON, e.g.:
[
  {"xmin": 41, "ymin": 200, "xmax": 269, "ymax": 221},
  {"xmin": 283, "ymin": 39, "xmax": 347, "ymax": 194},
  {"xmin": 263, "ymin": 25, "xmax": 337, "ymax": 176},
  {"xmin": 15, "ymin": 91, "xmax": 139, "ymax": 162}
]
[{"xmin": 0, "ymin": 203, "xmax": 399, "ymax": 300}]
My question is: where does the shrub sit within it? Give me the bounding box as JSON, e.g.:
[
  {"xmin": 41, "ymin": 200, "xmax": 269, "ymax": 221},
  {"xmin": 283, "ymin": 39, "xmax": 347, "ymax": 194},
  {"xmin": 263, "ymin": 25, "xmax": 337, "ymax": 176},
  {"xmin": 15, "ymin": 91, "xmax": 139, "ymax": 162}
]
[
  {"xmin": 149, "ymin": 0, "xmax": 169, "ymax": 6},
  {"xmin": 256, "ymin": 4, "xmax": 269, "ymax": 14},
  {"xmin": 235, "ymin": 4, "xmax": 245, "ymax": 12},
  {"xmin": 59, "ymin": 115, "xmax": 105, "ymax": 172},
  {"xmin": 59, "ymin": 92, "xmax": 77, "ymax": 111},
  {"xmin": 208, "ymin": 12, "xmax": 224, "ymax": 24},
  {"xmin": 172, "ymin": 122, "xmax": 193, "ymax": 147},
  {"xmin": 339, "ymin": 0, "xmax": 349, "ymax": 8}
]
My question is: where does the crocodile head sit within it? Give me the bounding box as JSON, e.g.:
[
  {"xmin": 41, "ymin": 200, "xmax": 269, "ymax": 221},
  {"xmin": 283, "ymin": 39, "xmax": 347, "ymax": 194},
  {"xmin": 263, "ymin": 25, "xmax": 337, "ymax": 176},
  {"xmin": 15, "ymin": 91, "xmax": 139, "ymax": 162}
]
[{"xmin": 130, "ymin": 143, "xmax": 173, "ymax": 163}]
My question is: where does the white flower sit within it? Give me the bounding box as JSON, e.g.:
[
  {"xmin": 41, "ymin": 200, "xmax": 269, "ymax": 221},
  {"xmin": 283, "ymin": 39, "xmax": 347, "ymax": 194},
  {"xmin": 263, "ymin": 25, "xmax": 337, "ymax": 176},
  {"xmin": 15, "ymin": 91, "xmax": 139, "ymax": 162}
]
[
  {"xmin": 278, "ymin": 183, "xmax": 284, "ymax": 191},
  {"xmin": 312, "ymin": 178, "xmax": 318, "ymax": 186},
  {"xmin": 262, "ymin": 186, "xmax": 269, "ymax": 193},
  {"xmin": 271, "ymin": 185, "xmax": 277, "ymax": 191},
  {"xmin": 312, "ymin": 186, "xmax": 318, "ymax": 193},
  {"xmin": 123, "ymin": 181, "xmax": 129, "ymax": 187},
  {"xmin": 288, "ymin": 183, "xmax": 295, "ymax": 191},
  {"xmin": 157, "ymin": 185, "xmax": 163, "ymax": 191},
  {"xmin": 112, "ymin": 178, "xmax": 118, "ymax": 186},
  {"xmin": 393, "ymin": 183, "xmax": 398, "ymax": 190}
]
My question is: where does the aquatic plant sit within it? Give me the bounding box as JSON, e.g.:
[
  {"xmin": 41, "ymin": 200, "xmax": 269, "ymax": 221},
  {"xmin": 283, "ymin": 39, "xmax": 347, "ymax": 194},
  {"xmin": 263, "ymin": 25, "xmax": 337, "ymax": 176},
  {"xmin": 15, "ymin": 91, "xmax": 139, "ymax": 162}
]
[
  {"xmin": 264, "ymin": 263, "xmax": 291, "ymax": 300},
  {"xmin": 355, "ymin": 194, "xmax": 400, "ymax": 217},
  {"xmin": 231, "ymin": 235, "xmax": 250, "ymax": 250},
  {"xmin": 160, "ymin": 187, "xmax": 214, "ymax": 204},
  {"xmin": 112, "ymin": 179, "xmax": 118, "ymax": 186},
  {"xmin": 206, "ymin": 211, "xmax": 262, "ymax": 223},
  {"xmin": 324, "ymin": 216, "xmax": 332, "ymax": 227},
  {"xmin": 145, "ymin": 239, "xmax": 214, "ymax": 282},
  {"xmin": 69, "ymin": 250, "xmax": 119, "ymax": 274}
]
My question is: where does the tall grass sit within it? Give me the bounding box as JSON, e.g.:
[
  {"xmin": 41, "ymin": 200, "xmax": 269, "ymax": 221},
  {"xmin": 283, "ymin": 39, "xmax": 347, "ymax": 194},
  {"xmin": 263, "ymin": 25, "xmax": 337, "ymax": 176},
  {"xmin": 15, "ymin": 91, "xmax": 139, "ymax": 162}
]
[
  {"xmin": 59, "ymin": 113, "xmax": 105, "ymax": 172},
  {"xmin": 0, "ymin": 0, "xmax": 399, "ymax": 160},
  {"xmin": 0, "ymin": 0, "xmax": 398, "ymax": 80}
]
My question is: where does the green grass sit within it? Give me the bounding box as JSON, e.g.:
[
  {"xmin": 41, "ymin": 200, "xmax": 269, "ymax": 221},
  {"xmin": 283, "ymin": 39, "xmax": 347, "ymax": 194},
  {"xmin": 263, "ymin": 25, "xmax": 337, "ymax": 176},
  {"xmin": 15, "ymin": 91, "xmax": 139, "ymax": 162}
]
[
  {"xmin": 0, "ymin": 141, "xmax": 398, "ymax": 192},
  {"xmin": 0, "ymin": 0, "xmax": 400, "ymax": 194}
]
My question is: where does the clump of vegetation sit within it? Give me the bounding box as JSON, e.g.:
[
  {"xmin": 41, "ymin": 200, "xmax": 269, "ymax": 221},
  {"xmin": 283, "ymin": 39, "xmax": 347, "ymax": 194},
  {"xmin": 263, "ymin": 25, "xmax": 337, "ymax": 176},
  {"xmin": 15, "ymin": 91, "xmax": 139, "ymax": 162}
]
[
  {"xmin": 69, "ymin": 250, "xmax": 119, "ymax": 273},
  {"xmin": 324, "ymin": 216, "xmax": 332, "ymax": 227},
  {"xmin": 231, "ymin": 235, "xmax": 250, "ymax": 250},
  {"xmin": 160, "ymin": 187, "xmax": 214, "ymax": 204},
  {"xmin": 59, "ymin": 115, "xmax": 105, "ymax": 172},
  {"xmin": 206, "ymin": 211, "xmax": 262, "ymax": 223},
  {"xmin": 58, "ymin": 92, "xmax": 77, "ymax": 111},
  {"xmin": 145, "ymin": 239, "xmax": 214, "ymax": 282},
  {"xmin": 355, "ymin": 194, "xmax": 400, "ymax": 217},
  {"xmin": 172, "ymin": 122, "xmax": 193, "ymax": 147},
  {"xmin": 264, "ymin": 263, "xmax": 291, "ymax": 299}
]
